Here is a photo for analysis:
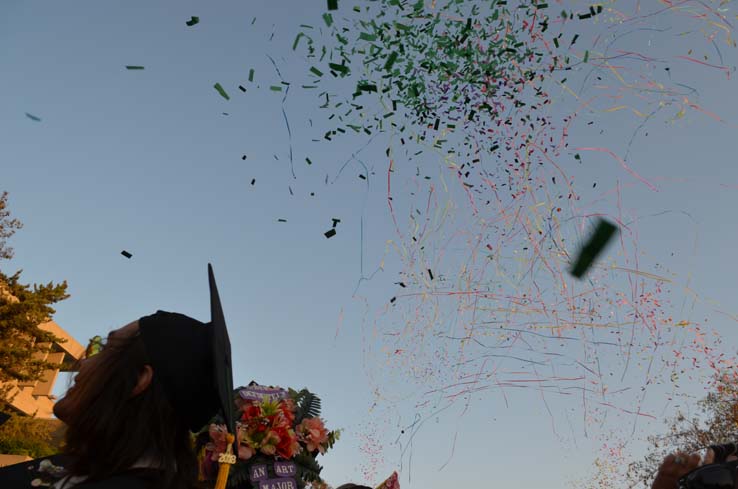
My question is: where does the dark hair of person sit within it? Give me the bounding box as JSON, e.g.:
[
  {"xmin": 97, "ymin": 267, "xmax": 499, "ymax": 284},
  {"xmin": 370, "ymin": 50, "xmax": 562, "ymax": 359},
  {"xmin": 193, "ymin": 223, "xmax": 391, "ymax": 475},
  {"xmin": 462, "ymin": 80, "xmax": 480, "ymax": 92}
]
[
  {"xmin": 336, "ymin": 485, "xmax": 373, "ymax": 489},
  {"xmin": 62, "ymin": 331, "xmax": 204, "ymax": 489}
]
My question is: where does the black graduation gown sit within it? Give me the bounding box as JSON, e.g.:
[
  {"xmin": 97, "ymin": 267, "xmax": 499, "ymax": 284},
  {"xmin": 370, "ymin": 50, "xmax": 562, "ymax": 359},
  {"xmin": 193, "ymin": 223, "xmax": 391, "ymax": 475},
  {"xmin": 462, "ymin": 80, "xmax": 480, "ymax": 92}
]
[{"xmin": 0, "ymin": 454, "xmax": 163, "ymax": 489}]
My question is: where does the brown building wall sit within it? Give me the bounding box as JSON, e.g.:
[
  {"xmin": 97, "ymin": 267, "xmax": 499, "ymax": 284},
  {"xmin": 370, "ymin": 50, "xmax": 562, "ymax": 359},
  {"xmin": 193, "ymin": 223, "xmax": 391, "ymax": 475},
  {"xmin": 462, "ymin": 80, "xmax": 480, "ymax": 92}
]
[{"xmin": 1, "ymin": 321, "xmax": 84, "ymax": 419}]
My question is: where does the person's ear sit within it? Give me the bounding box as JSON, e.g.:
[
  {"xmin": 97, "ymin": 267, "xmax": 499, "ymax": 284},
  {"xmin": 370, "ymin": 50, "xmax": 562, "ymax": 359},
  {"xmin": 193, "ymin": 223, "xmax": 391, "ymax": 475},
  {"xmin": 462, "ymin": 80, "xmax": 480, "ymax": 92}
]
[{"xmin": 131, "ymin": 365, "xmax": 153, "ymax": 397}]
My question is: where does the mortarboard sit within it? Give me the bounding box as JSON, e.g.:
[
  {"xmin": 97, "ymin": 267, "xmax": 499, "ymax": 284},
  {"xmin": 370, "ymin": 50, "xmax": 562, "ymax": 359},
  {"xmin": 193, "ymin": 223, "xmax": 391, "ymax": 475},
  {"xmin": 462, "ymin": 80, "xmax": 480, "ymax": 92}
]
[
  {"xmin": 138, "ymin": 264, "xmax": 237, "ymax": 484},
  {"xmin": 569, "ymin": 218, "xmax": 619, "ymax": 279}
]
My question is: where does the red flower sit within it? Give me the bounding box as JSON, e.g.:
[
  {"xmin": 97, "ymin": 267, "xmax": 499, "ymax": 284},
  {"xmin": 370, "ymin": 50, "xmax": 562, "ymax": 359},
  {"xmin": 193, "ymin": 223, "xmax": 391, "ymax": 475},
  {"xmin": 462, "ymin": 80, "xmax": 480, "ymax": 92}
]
[
  {"xmin": 276, "ymin": 428, "xmax": 301, "ymax": 459},
  {"xmin": 242, "ymin": 404, "xmax": 262, "ymax": 420}
]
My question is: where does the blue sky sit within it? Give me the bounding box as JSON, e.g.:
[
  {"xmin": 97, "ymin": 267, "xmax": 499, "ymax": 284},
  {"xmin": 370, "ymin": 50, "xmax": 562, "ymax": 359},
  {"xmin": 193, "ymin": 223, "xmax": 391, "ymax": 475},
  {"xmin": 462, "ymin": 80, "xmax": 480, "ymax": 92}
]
[{"xmin": 2, "ymin": 1, "xmax": 738, "ymax": 487}]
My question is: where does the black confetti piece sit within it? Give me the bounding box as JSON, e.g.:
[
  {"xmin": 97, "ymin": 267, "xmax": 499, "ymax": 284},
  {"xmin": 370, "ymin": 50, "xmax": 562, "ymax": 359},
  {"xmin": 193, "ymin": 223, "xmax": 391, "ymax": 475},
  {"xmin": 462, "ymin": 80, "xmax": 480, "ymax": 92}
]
[{"xmin": 570, "ymin": 219, "xmax": 619, "ymax": 279}]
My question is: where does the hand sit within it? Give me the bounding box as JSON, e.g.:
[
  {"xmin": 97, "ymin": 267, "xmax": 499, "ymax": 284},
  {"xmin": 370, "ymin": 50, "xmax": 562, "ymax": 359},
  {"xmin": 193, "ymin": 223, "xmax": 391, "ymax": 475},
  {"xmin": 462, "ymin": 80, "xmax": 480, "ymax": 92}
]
[
  {"xmin": 703, "ymin": 447, "xmax": 738, "ymax": 465},
  {"xmin": 652, "ymin": 452, "xmax": 701, "ymax": 489}
]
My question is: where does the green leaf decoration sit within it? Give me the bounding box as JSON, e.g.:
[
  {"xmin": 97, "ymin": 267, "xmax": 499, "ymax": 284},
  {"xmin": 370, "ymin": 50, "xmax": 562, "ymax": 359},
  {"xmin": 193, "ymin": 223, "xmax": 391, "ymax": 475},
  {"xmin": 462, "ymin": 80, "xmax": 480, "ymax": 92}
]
[{"xmin": 294, "ymin": 451, "xmax": 323, "ymax": 482}]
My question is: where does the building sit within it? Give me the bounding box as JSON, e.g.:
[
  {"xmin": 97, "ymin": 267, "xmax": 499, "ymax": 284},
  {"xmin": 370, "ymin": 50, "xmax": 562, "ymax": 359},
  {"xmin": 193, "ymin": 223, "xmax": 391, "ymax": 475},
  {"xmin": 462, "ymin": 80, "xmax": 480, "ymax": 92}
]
[
  {"xmin": 0, "ymin": 281, "xmax": 85, "ymax": 467},
  {"xmin": 2, "ymin": 320, "xmax": 85, "ymax": 419}
]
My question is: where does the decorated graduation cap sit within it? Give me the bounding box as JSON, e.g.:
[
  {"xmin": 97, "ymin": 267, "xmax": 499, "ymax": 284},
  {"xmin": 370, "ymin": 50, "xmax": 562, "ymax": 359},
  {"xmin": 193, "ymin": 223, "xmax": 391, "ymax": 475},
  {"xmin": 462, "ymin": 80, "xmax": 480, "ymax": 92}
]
[{"xmin": 138, "ymin": 264, "xmax": 237, "ymax": 487}]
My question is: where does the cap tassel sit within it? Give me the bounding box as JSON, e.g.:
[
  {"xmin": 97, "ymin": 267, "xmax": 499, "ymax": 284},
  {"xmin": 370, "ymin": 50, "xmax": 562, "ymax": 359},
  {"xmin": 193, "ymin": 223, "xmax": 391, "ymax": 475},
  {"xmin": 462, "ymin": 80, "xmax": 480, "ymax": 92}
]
[{"xmin": 214, "ymin": 433, "xmax": 236, "ymax": 489}]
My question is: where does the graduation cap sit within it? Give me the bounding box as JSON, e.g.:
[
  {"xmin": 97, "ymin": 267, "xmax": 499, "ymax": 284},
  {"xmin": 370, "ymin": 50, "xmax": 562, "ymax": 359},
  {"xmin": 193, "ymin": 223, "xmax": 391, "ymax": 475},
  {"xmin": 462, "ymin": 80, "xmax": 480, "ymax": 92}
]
[
  {"xmin": 138, "ymin": 264, "xmax": 236, "ymax": 486},
  {"xmin": 569, "ymin": 219, "xmax": 619, "ymax": 279}
]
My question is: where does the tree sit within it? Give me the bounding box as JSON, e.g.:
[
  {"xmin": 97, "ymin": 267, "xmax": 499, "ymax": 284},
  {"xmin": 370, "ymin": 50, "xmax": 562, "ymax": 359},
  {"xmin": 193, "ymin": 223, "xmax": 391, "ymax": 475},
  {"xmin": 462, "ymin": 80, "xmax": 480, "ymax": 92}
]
[
  {"xmin": 626, "ymin": 370, "xmax": 738, "ymax": 487},
  {"xmin": 0, "ymin": 415, "xmax": 64, "ymax": 458},
  {"xmin": 0, "ymin": 191, "xmax": 70, "ymax": 410},
  {"xmin": 0, "ymin": 191, "xmax": 23, "ymax": 261}
]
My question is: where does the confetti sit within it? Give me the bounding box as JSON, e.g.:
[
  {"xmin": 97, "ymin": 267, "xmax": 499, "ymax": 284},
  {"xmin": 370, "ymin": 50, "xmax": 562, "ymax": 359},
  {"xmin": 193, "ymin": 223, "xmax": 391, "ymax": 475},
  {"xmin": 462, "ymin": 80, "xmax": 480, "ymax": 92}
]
[
  {"xmin": 570, "ymin": 219, "xmax": 619, "ymax": 279},
  {"xmin": 185, "ymin": 16, "xmax": 199, "ymax": 27},
  {"xmin": 233, "ymin": 1, "xmax": 738, "ymax": 476},
  {"xmin": 25, "ymin": 113, "xmax": 41, "ymax": 122},
  {"xmin": 121, "ymin": 250, "xmax": 132, "ymax": 259},
  {"xmin": 213, "ymin": 83, "xmax": 230, "ymax": 100},
  {"xmin": 125, "ymin": 66, "xmax": 144, "ymax": 70}
]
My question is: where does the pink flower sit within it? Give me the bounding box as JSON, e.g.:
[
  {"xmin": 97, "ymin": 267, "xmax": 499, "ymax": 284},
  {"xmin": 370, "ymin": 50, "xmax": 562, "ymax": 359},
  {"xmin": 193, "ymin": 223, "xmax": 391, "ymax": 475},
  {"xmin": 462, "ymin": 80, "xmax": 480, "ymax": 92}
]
[
  {"xmin": 208, "ymin": 424, "xmax": 229, "ymax": 461},
  {"xmin": 238, "ymin": 443, "xmax": 256, "ymax": 460},
  {"xmin": 297, "ymin": 417, "xmax": 329, "ymax": 454},
  {"xmin": 377, "ymin": 472, "xmax": 399, "ymax": 489}
]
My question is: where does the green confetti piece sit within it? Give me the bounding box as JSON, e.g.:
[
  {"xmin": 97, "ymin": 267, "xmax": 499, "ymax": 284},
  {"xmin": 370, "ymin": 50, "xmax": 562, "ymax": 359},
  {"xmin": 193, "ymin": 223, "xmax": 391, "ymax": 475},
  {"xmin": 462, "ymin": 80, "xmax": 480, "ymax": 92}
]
[
  {"xmin": 306, "ymin": 157, "xmax": 313, "ymax": 165},
  {"xmin": 384, "ymin": 51, "xmax": 399, "ymax": 71},
  {"xmin": 327, "ymin": 0, "xmax": 338, "ymax": 10},
  {"xmin": 357, "ymin": 82, "xmax": 378, "ymax": 92},
  {"xmin": 186, "ymin": 16, "xmax": 199, "ymax": 26},
  {"xmin": 293, "ymin": 33, "xmax": 305, "ymax": 50},
  {"xmin": 322, "ymin": 13, "xmax": 333, "ymax": 27},
  {"xmin": 125, "ymin": 66, "xmax": 144, "ymax": 70},
  {"xmin": 583, "ymin": 50, "xmax": 589, "ymax": 63},
  {"xmin": 310, "ymin": 66, "xmax": 324, "ymax": 77},
  {"xmin": 214, "ymin": 83, "xmax": 230, "ymax": 100},
  {"xmin": 248, "ymin": 69, "xmax": 255, "ymax": 82},
  {"xmin": 270, "ymin": 85, "xmax": 283, "ymax": 91},
  {"xmin": 570, "ymin": 219, "xmax": 619, "ymax": 279},
  {"xmin": 328, "ymin": 62, "xmax": 350, "ymax": 75},
  {"xmin": 359, "ymin": 32, "xmax": 377, "ymax": 41},
  {"xmin": 25, "ymin": 113, "xmax": 41, "ymax": 122}
]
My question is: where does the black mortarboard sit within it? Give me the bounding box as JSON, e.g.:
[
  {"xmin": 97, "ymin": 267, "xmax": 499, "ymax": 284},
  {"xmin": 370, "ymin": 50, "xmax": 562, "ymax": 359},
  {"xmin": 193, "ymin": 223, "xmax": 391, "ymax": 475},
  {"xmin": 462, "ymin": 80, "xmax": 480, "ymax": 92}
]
[
  {"xmin": 569, "ymin": 218, "xmax": 619, "ymax": 279},
  {"xmin": 138, "ymin": 264, "xmax": 235, "ymax": 453},
  {"xmin": 208, "ymin": 264, "xmax": 236, "ymax": 450}
]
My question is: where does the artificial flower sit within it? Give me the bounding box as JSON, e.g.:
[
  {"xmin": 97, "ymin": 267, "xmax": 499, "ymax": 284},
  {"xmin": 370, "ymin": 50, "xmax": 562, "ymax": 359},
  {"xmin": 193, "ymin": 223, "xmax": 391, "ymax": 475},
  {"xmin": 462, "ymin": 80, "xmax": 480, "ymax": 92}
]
[{"xmin": 296, "ymin": 417, "xmax": 329, "ymax": 454}]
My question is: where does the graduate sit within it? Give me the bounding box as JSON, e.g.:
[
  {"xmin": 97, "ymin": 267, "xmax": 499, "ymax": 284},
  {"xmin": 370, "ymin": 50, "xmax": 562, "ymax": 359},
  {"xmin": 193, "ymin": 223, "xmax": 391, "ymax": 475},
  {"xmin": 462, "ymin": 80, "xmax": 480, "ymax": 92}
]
[{"xmin": 0, "ymin": 264, "xmax": 238, "ymax": 489}]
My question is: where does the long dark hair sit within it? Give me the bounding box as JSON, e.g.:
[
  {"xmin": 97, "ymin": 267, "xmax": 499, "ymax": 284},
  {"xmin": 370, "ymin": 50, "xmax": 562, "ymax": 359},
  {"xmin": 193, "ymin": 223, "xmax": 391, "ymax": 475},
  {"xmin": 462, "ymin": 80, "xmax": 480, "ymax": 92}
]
[{"xmin": 62, "ymin": 331, "xmax": 202, "ymax": 489}]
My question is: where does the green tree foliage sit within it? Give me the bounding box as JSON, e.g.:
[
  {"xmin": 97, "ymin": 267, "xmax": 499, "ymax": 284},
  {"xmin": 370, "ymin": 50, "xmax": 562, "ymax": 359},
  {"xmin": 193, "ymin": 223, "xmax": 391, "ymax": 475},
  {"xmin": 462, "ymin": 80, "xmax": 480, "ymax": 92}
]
[
  {"xmin": 0, "ymin": 191, "xmax": 23, "ymax": 261},
  {"xmin": 627, "ymin": 371, "xmax": 738, "ymax": 487},
  {"xmin": 0, "ymin": 414, "xmax": 64, "ymax": 457},
  {"xmin": 0, "ymin": 191, "xmax": 70, "ymax": 409}
]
